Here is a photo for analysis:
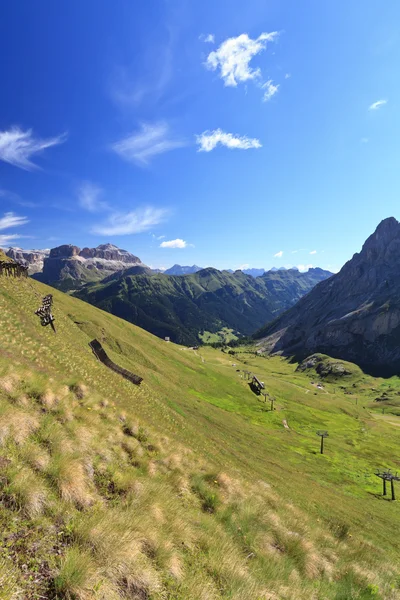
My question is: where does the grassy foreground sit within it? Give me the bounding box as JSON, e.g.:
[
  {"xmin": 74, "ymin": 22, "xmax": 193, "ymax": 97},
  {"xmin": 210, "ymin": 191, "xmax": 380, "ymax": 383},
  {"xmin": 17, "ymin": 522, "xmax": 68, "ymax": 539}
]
[{"xmin": 0, "ymin": 275, "xmax": 400, "ymax": 599}]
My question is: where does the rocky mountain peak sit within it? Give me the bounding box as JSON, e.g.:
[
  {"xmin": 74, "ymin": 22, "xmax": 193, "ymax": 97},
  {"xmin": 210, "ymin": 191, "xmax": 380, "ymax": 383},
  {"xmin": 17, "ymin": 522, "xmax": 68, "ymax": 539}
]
[
  {"xmin": 79, "ymin": 244, "xmax": 140, "ymax": 263},
  {"xmin": 360, "ymin": 217, "xmax": 400, "ymax": 259},
  {"xmin": 255, "ymin": 217, "xmax": 400, "ymax": 376},
  {"xmin": 49, "ymin": 245, "xmax": 80, "ymax": 259}
]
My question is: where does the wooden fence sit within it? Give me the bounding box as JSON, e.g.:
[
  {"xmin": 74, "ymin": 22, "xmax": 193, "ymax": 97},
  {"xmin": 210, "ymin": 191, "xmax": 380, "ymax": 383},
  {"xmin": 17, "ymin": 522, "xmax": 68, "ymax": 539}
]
[
  {"xmin": 0, "ymin": 261, "xmax": 29, "ymax": 278},
  {"xmin": 89, "ymin": 339, "xmax": 143, "ymax": 386}
]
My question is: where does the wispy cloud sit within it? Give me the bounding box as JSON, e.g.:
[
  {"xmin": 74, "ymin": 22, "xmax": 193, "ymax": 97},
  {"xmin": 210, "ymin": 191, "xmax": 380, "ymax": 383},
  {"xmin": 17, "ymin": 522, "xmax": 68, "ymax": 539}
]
[
  {"xmin": 361, "ymin": 137, "xmax": 369, "ymax": 144},
  {"xmin": 196, "ymin": 129, "xmax": 262, "ymax": 152},
  {"xmin": 0, "ymin": 211, "xmax": 30, "ymax": 247},
  {"xmin": 284, "ymin": 73, "xmax": 291, "ymax": 79},
  {"xmin": 310, "ymin": 250, "xmax": 317, "ymax": 255},
  {"xmin": 78, "ymin": 182, "xmax": 109, "ymax": 212},
  {"xmin": 262, "ymin": 79, "xmax": 279, "ymax": 102},
  {"xmin": 111, "ymin": 25, "xmax": 175, "ymax": 109},
  {"xmin": 369, "ymin": 99, "xmax": 387, "ymax": 111},
  {"xmin": 200, "ymin": 33, "xmax": 215, "ymax": 44},
  {"xmin": 111, "ymin": 123, "xmax": 186, "ymax": 166},
  {"xmin": 205, "ymin": 32, "xmax": 279, "ymax": 88},
  {"xmin": 0, "ymin": 127, "xmax": 67, "ymax": 170},
  {"xmin": 0, "ymin": 189, "xmax": 40, "ymax": 209},
  {"xmin": 0, "ymin": 212, "xmax": 29, "ymax": 231},
  {"xmin": 92, "ymin": 207, "xmax": 168, "ymax": 236},
  {"xmin": 160, "ymin": 238, "xmax": 188, "ymax": 249},
  {"xmin": 0, "ymin": 234, "xmax": 32, "ymax": 246},
  {"xmin": 274, "ymin": 250, "xmax": 283, "ymax": 258}
]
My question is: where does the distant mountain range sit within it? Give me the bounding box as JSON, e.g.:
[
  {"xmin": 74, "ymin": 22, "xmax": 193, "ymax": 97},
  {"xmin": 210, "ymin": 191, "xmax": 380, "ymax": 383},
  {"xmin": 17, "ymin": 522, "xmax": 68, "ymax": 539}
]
[
  {"xmin": 4, "ymin": 245, "xmax": 312, "ymax": 282},
  {"xmin": 163, "ymin": 264, "xmax": 202, "ymax": 276},
  {"xmin": 74, "ymin": 266, "xmax": 332, "ymax": 346},
  {"xmin": 254, "ymin": 217, "xmax": 400, "ymax": 376}
]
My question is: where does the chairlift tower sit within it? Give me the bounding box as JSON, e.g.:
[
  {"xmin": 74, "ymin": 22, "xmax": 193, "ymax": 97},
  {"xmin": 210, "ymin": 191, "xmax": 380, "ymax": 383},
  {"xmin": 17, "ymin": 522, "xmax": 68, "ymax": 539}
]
[{"xmin": 316, "ymin": 430, "xmax": 329, "ymax": 454}]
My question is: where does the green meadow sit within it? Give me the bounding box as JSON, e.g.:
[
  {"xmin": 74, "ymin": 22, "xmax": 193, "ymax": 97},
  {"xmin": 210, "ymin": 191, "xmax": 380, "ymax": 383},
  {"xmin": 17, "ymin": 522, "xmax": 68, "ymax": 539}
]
[{"xmin": 0, "ymin": 273, "xmax": 400, "ymax": 599}]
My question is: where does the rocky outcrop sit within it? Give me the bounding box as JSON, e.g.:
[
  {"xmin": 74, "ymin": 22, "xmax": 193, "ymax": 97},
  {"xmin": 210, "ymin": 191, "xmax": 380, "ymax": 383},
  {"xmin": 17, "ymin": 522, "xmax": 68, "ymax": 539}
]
[
  {"xmin": 79, "ymin": 243, "xmax": 140, "ymax": 264},
  {"xmin": 33, "ymin": 244, "xmax": 144, "ymax": 292},
  {"xmin": 6, "ymin": 247, "xmax": 50, "ymax": 275},
  {"xmin": 255, "ymin": 217, "xmax": 400, "ymax": 376},
  {"xmin": 49, "ymin": 245, "xmax": 80, "ymax": 259}
]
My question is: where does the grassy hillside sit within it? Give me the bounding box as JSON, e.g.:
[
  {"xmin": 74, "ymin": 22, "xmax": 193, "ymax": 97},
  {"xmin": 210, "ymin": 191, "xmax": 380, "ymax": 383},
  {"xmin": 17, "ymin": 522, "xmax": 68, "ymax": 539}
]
[
  {"xmin": 74, "ymin": 267, "xmax": 332, "ymax": 346},
  {"xmin": 1, "ymin": 275, "xmax": 400, "ymax": 599}
]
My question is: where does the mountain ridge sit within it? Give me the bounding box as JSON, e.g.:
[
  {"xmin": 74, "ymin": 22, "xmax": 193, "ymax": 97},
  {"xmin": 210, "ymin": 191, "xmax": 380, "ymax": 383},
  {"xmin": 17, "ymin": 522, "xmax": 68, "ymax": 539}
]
[
  {"xmin": 255, "ymin": 217, "xmax": 400, "ymax": 376},
  {"xmin": 75, "ymin": 266, "xmax": 332, "ymax": 345}
]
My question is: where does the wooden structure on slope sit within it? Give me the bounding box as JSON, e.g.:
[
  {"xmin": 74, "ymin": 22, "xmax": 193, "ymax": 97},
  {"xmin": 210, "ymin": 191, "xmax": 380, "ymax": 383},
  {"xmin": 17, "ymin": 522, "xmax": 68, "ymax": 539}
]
[
  {"xmin": 252, "ymin": 375, "xmax": 265, "ymax": 392},
  {"xmin": 0, "ymin": 261, "xmax": 29, "ymax": 278},
  {"xmin": 89, "ymin": 339, "xmax": 143, "ymax": 386}
]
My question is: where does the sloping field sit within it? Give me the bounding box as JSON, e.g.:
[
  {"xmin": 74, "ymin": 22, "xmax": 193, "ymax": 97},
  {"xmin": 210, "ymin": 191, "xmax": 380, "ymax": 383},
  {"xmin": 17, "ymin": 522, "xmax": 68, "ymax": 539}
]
[{"xmin": 0, "ymin": 275, "xmax": 400, "ymax": 599}]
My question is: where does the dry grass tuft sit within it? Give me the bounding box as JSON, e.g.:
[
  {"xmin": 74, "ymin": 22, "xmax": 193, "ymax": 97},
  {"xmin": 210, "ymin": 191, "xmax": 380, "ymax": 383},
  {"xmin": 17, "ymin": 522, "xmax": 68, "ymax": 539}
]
[
  {"xmin": 6, "ymin": 467, "xmax": 48, "ymax": 517},
  {"xmin": 0, "ymin": 409, "xmax": 39, "ymax": 446},
  {"xmin": 0, "ymin": 374, "xmax": 19, "ymax": 394},
  {"xmin": 71, "ymin": 383, "xmax": 88, "ymax": 400},
  {"xmin": 48, "ymin": 454, "xmax": 95, "ymax": 507}
]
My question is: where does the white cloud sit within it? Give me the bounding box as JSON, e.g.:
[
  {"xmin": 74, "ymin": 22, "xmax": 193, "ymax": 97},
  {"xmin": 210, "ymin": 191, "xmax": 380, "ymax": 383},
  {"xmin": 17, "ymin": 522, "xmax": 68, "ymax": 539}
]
[
  {"xmin": 310, "ymin": 250, "xmax": 317, "ymax": 255},
  {"xmin": 205, "ymin": 32, "xmax": 279, "ymax": 88},
  {"xmin": 78, "ymin": 182, "xmax": 109, "ymax": 212},
  {"xmin": 361, "ymin": 137, "xmax": 369, "ymax": 144},
  {"xmin": 291, "ymin": 250, "xmax": 298, "ymax": 254},
  {"xmin": 262, "ymin": 79, "xmax": 279, "ymax": 102},
  {"xmin": 200, "ymin": 33, "xmax": 215, "ymax": 43},
  {"xmin": 0, "ymin": 234, "xmax": 27, "ymax": 246},
  {"xmin": 92, "ymin": 207, "xmax": 168, "ymax": 235},
  {"xmin": 0, "ymin": 212, "xmax": 29, "ymax": 231},
  {"xmin": 0, "ymin": 127, "xmax": 66, "ymax": 170},
  {"xmin": 369, "ymin": 99, "xmax": 387, "ymax": 111},
  {"xmin": 238, "ymin": 263, "xmax": 250, "ymax": 270},
  {"xmin": 284, "ymin": 73, "xmax": 291, "ymax": 79},
  {"xmin": 274, "ymin": 250, "xmax": 283, "ymax": 258},
  {"xmin": 111, "ymin": 122, "xmax": 186, "ymax": 166},
  {"xmin": 196, "ymin": 129, "xmax": 262, "ymax": 152},
  {"xmin": 0, "ymin": 212, "xmax": 30, "ymax": 246},
  {"xmin": 160, "ymin": 238, "xmax": 188, "ymax": 249},
  {"xmin": 297, "ymin": 264, "xmax": 314, "ymax": 272}
]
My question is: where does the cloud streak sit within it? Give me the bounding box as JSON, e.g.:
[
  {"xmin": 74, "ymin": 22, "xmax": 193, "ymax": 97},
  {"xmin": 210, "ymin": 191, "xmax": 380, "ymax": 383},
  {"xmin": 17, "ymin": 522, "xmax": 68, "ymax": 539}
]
[
  {"xmin": 369, "ymin": 99, "xmax": 387, "ymax": 111},
  {"xmin": 274, "ymin": 250, "xmax": 283, "ymax": 258},
  {"xmin": 160, "ymin": 238, "xmax": 188, "ymax": 248},
  {"xmin": 92, "ymin": 207, "xmax": 168, "ymax": 236},
  {"xmin": 0, "ymin": 212, "xmax": 29, "ymax": 231},
  {"xmin": 78, "ymin": 182, "xmax": 109, "ymax": 213},
  {"xmin": 111, "ymin": 123, "xmax": 186, "ymax": 166},
  {"xmin": 262, "ymin": 79, "xmax": 279, "ymax": 102},
  {"xmin": 0, "ymin": 127, "xmax": 67, "ymax": 170},
  {"xmin": 196, "ymin": 129, "xmax": 262, "ymax": 152}
]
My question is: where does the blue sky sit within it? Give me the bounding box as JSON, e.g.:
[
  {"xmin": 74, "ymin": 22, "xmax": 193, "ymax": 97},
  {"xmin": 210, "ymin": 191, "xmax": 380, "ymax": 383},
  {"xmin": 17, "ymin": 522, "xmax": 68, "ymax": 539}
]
[{"xmin": 0, "ymin": 0, "xmax": 399, "ymax": 272}]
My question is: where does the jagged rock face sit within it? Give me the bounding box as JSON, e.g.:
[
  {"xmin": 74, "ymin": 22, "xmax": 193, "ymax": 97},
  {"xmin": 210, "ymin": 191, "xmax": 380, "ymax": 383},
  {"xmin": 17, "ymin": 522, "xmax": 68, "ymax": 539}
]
[
  {"xmin": 79, "ymin": 244, "xmax": 140, "ymax": 264},
  {"xmin": 255, "ymin": 217, "xmax": 400, "ymax": 376},
  {"xmin": 50, "ymin": 245, "xmax": 80, "ymax": 259},
  {"xmin": 33, "ymin": 244, "xmax": 144, "ymax": 292},
  {"xmin": 6, "ymin": 247, "xmax": 50, "ymax": 275}
]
